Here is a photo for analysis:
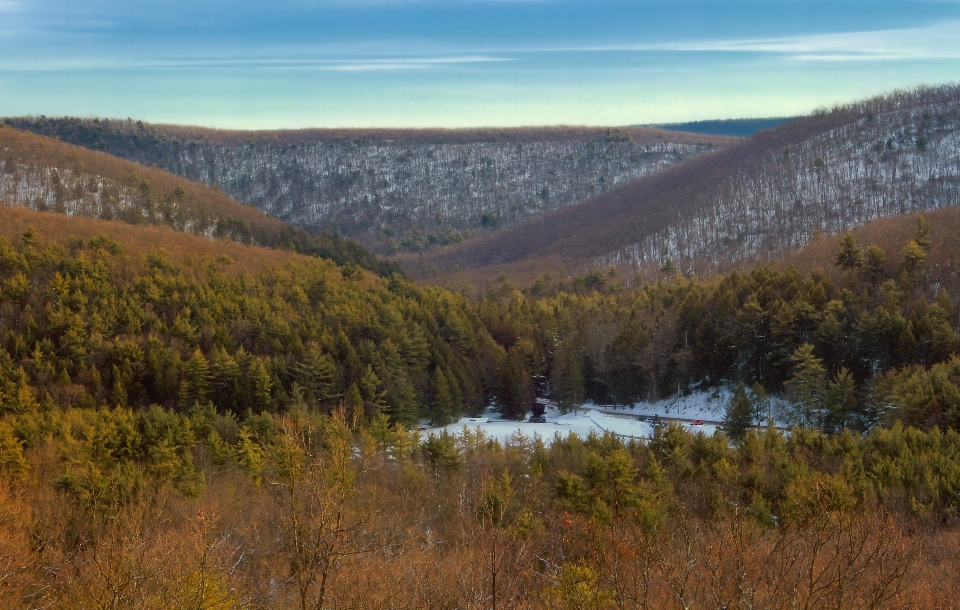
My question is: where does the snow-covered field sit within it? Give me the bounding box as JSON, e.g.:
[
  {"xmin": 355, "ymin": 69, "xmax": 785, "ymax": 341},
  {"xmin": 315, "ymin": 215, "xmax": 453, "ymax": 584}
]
[{"xmin": 427, "ymin": 387, "xmax": 790, "ymax": 445}]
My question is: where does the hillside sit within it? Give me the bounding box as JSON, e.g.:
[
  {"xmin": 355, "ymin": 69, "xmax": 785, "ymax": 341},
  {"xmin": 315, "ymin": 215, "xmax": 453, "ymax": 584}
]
[
  {"xmin": 416, "ymin": 85, "xmax": 960, "ymax": 286},
  {"xmin": 0, "ymin": 206, "xmax": 502, "ymax": 425},
  {"xmin": 1, "ymin": 118, "xmax": 735, "ymax": 252},
  {"xmin": 0, "ymin": 126, "xmax": 395, "ymax": 274}
]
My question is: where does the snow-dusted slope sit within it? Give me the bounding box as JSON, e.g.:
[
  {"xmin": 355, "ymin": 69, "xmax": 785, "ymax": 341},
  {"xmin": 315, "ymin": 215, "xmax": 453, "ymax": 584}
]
[
  {"xmin": 183, "ymin": 139, "xmax": 703, "ymax": 241},
  {"xmin": 602, "ymin": 93, "xmax": 960, "ymax": 272}
]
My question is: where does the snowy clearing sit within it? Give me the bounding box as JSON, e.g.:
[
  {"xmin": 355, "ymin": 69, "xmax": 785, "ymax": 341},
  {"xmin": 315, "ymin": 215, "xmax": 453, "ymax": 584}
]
[{"xmin": 426, "ymin": 387, "xmax": 790, "ymax": 445}]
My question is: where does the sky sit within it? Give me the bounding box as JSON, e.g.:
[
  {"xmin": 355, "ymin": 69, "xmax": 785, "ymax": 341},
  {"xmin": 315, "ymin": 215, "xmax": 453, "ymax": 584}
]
[{"xmin": 1, "ymin": 0, "xmax": 959, "ymax": 129}]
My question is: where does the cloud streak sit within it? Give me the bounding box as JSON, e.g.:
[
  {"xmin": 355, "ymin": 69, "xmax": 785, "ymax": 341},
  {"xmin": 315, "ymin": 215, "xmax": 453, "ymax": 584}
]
[
  {"xmin": 627, "ymin": 21, "xmax": 960, "ymax": 61},
  {"xmin": 0, "ymin": 55, "xmax": 511, "ymax": 72}
]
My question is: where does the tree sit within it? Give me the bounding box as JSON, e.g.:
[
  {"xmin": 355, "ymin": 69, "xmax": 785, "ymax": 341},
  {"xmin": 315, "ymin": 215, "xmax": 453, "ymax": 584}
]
[
  {"xmin": 825, "ymin": 367, "xmax": 857, "ymax": 432},
  {"xmin": 0, "ymin": 422, "xmax": 28, "ymax": 480},
  {"xmin": 551, "ymin": 337, "xmax": 584, "ymax": 413},
  {"xmin": 862, "ymin": 245, "xmax": 887, "ymax": 285},
  {"xmin": 430, "ymin": 368, "xmax": 457, "ymax": 426},
  {"xmin": 900, "ymin": 241, "xmax": 927, "ymax": 276},
  {"xmin": 248, "ymin": 358, "xmax": 275, "ymax": 411},
  {"xmin": 786, "ymin": 344, "xmax": 826, "ymax": 428},
  {"xmin": 914, "ymin": 216, "xmax": 932, "ymax": 252},
  {"xmin": 498, "ymin": 343, "xmax": 535, "ymax": 420},
  {"xmin": 180, "ymin": 349, "xmax": 211, "ymax": 409},
  {"xmin": 722, "ymin": 383, "xmax": 754, "ymax": 441},
  {"xmin": 834, "ymin": 232, "xmax": 863, "ymax": 270},
  {"xmin": 293, "ymin": 346, "xmax": 340, "ymax": 409},
  {"xmin": 268, "ymin": 411, "xmax": 378, "ymax": 610},
  {"xmin": 751, "ymin": 382, "xmax": 771, "ymax": 426}
]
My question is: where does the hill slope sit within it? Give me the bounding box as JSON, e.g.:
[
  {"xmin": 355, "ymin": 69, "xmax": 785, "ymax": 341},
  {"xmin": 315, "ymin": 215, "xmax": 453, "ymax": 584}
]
[
  {"xmin": 0, "ymin": 206, "xmax": 499, "ymax": 424},
  {"xmin": 0, "ymin": 126, "xmax": 395, "ymax": 273},
  {"xmin": 415, "ymin": 85, "xmax": 960, "ymax": 285},
  {"xmin": 1, "ymin": 118, "xmax": 735, "ymax": 251}
]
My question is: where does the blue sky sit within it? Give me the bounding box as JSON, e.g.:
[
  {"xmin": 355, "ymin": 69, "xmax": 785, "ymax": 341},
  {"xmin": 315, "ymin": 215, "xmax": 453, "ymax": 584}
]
[{"xmin": 1, "ymin": 0, "xmax": 959, "ymax": 128}]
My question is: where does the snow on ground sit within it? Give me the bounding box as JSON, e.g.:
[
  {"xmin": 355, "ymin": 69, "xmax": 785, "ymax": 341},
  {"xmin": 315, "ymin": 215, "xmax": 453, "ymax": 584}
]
[
  {"xmin": 425, "ymin": 387, "xmax": 788, "ymax": 445},
  {"xmin": 433, "ymin": 405, "xmax": 655, "ymax": 445},
  {"xmin": 595, "ymin": 386, "xmax": 735, "ymax": 421}
]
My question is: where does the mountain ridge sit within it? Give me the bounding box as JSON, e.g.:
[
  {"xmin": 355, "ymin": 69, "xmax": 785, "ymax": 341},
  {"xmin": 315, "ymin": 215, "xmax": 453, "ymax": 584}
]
[
  {"xmin": 412, "ymin": 84, "xmax": 960, "ymax": 286},
  {"xmin": 2, "ymin": 117, "xmax": 736, "ymax": 251}
]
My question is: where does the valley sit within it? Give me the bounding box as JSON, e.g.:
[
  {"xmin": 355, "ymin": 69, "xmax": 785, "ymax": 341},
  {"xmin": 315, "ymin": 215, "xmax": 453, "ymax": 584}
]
[
  {"xmin": 3, "ymin": 118, "xmax": 730, "ymax": 253},
  {"xmin": 0, "ymin": 85, "xmax": 959, "ymax": 608}
]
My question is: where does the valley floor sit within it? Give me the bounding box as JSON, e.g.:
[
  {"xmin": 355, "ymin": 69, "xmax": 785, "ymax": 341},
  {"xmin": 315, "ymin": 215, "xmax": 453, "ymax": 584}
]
[{"xmin": 433, "ymin": 387, "xmax": 792, "ymax": 443}]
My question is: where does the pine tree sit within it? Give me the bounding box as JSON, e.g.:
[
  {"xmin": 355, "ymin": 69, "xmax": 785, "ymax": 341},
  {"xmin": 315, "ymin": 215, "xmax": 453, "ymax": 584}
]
[
  {"xmin": 900, "ymin": 240, "xmax": 927, "ymax": 275},
  {"xmin": 359, "ymin": 366, "xmax": 387, "ymax": 417},
  {"xmin": 834, "ymin": 232, "xmax": 863, "ymax": 270},
  {"xmin": 826, "ymin": 367, "xmax": 857, "ymax": 432},
  {"xmin": 498, "ymin": 344, "xmax": 534, "ymax": 420},
  {"xmin": 751, "ymin": 382, "xmax": 771, "ymax": 426},
  {"xmin": 551, "ymin": 337, "xmax": 584, "ymax": 413},
  {"xmin": 248, "ymin": 358, "xmax": 275, "ymax": 412},
  {"xmin": 430, "ymin": 369, "xmax": 456, "ymax": 426},
  {"xmin": 722, "ymin": 383, "xmax": 754, "ymax": 441},
  {"xmin": 913, "ymin": 215, "xmax": 932, "ymax": 252},
  {"xmin": 0, "ymin": 421, "xmax": 28, "ymax": 479},
  {"xmin": 786, "ymin": 344, "xmax": 826, "ymax": 428},
  {"xmin": 180, "ymin": 348, "xmax": 211, "ymax": 408},
  {"xmin": 344, "ymin": 383, "xmax": 364, "ymax": 421},
  {"xmin": 210, "ymin": 347, "xmax": 241, "ymax": 411},
  {"xmin": 293, "ymin": 346, "xmax": 340, "ymax": 407}
]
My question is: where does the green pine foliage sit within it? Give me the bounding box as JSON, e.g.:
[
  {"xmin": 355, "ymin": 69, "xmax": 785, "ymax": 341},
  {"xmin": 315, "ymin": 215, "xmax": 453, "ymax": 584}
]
[
  {"xmin": 722, "ymin": 383, "xmax": 754, "ymax": 440},
  {"xmin": 0, "ymin": 227, "xmax": 499, "ymax": 427}
]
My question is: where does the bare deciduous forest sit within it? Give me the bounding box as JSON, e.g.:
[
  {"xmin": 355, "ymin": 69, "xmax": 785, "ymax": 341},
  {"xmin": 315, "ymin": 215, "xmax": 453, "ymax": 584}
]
[
  {"xmin": 416, "ymin": 85, "xmax": 960, "ymax": 286},
  {"xmin": 2, "ymin": 118, "xmax": 729, "ymax": 251}
]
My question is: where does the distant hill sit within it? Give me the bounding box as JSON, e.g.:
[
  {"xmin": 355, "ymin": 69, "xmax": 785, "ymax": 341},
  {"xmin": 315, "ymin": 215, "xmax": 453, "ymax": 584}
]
[
  {"xmin": 0, "ymin": 118, "xmax": 735, "ymax": 253},
  {"xmin": 651, "ymin": 117, "xmax": 794, "ymax": 137},
  {"xmin": 0, "ymin": 125, "xmax": 394, "ymax": 274},
  {"xmin": 413, "ymin": 84, "xmax": 960, "ymax": 286}
]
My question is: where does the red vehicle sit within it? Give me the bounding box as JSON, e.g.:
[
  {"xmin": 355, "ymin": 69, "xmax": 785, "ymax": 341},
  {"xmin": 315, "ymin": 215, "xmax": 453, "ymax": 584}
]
[{"xmin": 691, "ymin": 419, "xmax": 705, "ymax": 426}]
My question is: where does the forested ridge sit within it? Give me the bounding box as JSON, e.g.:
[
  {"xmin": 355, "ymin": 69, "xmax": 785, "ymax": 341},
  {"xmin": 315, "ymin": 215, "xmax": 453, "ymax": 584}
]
[
  {"xmin": 0, "ymin": 118, "xmax": 727, "ymax": 252},
  {"xmin": 0, "ymin": 209, "xmax": 503, "ymax": 429},
  {"xmin": 417, "ymin": 85, "xmax": 960, "ymax": 285},
  {"xmin": 0, "ymin": 125, "xmax": 401, "ymax": 276},
  {"xmin": 0, "ymin": 167, "xmax": 959, "ymax": 605}
]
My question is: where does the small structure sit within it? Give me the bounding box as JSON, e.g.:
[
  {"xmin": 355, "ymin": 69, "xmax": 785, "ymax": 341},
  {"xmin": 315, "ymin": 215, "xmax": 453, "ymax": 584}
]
[{"xmin": 529, "ymin": 400, "xmax": 547, "ymax": 423}]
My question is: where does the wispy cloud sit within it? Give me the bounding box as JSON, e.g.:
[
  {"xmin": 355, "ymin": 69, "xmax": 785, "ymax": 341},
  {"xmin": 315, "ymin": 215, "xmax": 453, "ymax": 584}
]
[
  {"xmin": 629, "ymin": 21, "xmax": 960, "ymax": 61},
  {"xmin": 0, "ymin": 55, "xmax": 510, "ymax": 72},
  {"xmin": 492, "ymin": 19, "xmax": 960, "ymax": 63}
]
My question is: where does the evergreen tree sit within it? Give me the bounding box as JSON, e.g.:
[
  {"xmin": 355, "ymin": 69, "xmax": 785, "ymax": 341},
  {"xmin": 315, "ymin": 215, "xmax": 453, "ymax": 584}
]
[
  {"xmin": 293, "ymin": 346, "xmax": 340, "ymax": 407},
  {"xmin": 834, "ymin": 232, "xmax": 863, "ymax": 270},
  {"xmin": 552, "ymin": 337, "xmax": 584, "ymax": 413},
  {"xmin": 248, "ymin": 358, "xmax": 275, "ymax": 411},
  {"xmin": 359, "ymin": 366, "xmax": 387, "ymax": 418},
  {"xmin": 498, "ymin": 343, "xmax": 534, "ymax": 420},
  {"xmin": 863, "ymin": 245, "xmax": 888, "ymax": 285},
  {"xmin": 722, "ymin": 383, "xmax": 754, "ymax": 441},
  {"xmin": 913, "ymin": 215, "xmax": 932, "ymax": 252},
  {"xmin": 210, "ymin": 347, "xmax": 241, "ymax": 411},
  {"xmin": 786, "ymin": 344, "xmax": 826, "ymax": 428},
  {"xmin": 180, "ymin": 348, "xmax": 211, "ymax": 408},
  {"xmin": 343, "ymin": 382, "xmax": 364, "ymax": 419},
  {"xmin": 826, "ymin": 367, "xmax": 857, "ymax": 432},
  {"xmin": 0, "ymin": 421, "xmax": 28, "ymax": 479},
  {"xmin": 430, "ymin": 369, "xmax": 456, "ymax": 426}
]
